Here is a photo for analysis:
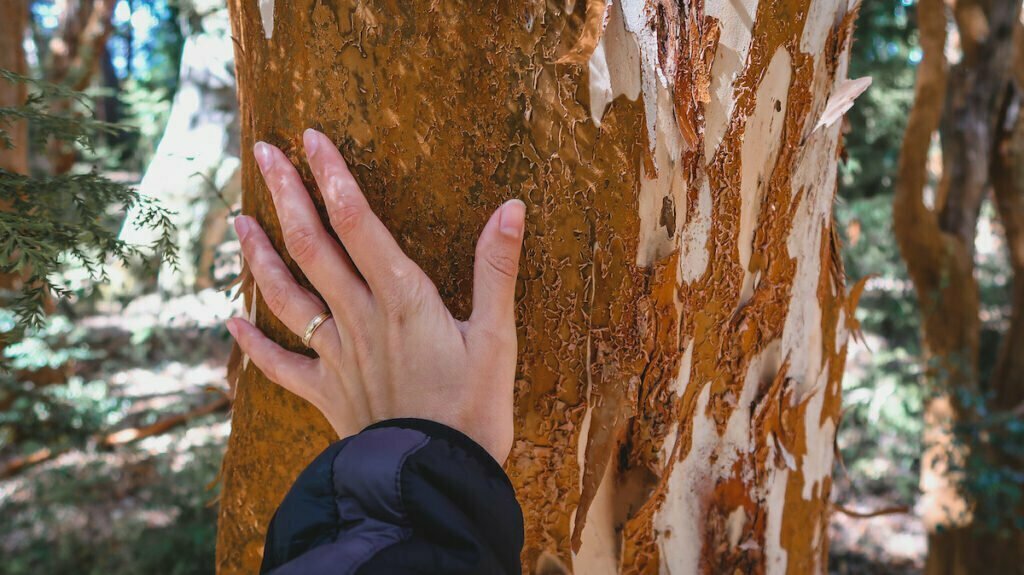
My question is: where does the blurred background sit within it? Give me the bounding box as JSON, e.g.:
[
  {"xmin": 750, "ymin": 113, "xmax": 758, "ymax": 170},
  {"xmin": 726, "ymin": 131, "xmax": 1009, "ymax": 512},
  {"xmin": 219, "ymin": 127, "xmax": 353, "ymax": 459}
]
[{"xmin": 0, "ymin": 1, "xmax": 1018, "ymax": 573}]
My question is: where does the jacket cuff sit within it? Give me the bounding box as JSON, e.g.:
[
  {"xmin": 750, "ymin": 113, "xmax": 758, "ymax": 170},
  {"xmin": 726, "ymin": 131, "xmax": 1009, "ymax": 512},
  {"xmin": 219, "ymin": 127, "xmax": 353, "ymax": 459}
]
[{"xmin": 364, "ymin": 418, "xmax": 509, "ymax": 480}]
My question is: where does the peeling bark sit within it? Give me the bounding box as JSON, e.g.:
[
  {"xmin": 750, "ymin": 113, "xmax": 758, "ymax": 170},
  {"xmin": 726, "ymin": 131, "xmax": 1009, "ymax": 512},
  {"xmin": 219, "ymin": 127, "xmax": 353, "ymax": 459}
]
[
  {"xmin": 894, "ymin": 0, "xmax": 1024, "ymax": 571},
  {"xmin": 217, "ymin": 1, "xmax": 861, "ymax": 573}
]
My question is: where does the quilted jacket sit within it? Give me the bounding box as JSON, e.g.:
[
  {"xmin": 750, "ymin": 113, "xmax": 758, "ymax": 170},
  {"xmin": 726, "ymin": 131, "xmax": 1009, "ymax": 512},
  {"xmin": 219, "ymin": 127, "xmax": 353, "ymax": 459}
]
[{"xmin": 260, "ymin": 418, "xmax": 524, "ymax": 574}]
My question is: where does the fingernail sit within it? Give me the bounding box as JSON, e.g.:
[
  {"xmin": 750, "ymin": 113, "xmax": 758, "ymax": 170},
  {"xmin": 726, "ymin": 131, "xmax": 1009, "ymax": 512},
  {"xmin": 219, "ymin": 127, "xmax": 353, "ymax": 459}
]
[
  {"xmin": 303, "ymin": 129, "xmax": 319, "ymax": 156},
  {"xmin": 225, "ymin": 318, "xmax": 238, "ymax": 338},
  {"xmin": 499, "ymin": 199, "xmax": 526, "ymax": 238},
  {"xmin": 234, "ymin": 215, "xmax": 252, "ymax": 240},
  {"xmin": 254, "ymin": 142, "xmax": 272, "ymax": 171}
]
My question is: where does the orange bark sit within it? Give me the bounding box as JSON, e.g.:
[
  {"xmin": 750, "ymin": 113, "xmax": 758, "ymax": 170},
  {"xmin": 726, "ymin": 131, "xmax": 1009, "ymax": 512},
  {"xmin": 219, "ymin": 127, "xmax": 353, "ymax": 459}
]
[
  {"xmin": 0, "ymin": 0, "xmax": 30, "ymax": 297},
  {"xmin": 217, "ymin": 1, "xmax": 861, "ymax": 573},
  {"xmin": 0, "ymin": 0, "xmax": 29, "ymax": 175}
]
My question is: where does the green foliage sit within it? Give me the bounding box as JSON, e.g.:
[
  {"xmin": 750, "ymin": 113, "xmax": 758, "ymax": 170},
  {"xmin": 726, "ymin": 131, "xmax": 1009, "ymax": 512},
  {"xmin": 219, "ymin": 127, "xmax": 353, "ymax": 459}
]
[
  {"xmin": 842, "ymin": 0, "xmax": 919, "ymax": 199},
  {"xmin": 833, "ymin": 0, "xmax": 937, "ymax": 511},
  {"xmin": 0, "ymin": 69, "xmax": 177, "ymax": 336},
  {"xmin": 0, "ymin": 436, "xmax": 222, "ymax": 575},
  {"xmin": 0, "ymin": 310, "xmax": 125, "ymax": 452},
  {"xmin": 835, "ymin": 194, "xmax": 925, "ymax": 499},
  {"xmin": 105, "ymin": 0, "xmax": 185, "ymax": 172},
  {"xmin": 943, "ymin": 385, "xmax": 1024, "ymax": 534}
]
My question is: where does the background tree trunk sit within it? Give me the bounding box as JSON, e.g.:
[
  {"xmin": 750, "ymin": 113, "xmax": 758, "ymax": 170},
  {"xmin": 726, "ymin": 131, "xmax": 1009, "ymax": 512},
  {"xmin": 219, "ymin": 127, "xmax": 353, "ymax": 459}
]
[
  {"xmin": 45, "ymin": 0, "xmax": 117, "ymax": 174},
  {"xmin": 217, "ymin": 1, "xmax": 863, "ymax": 573},
  {"xmin": 894, "ymin": 0, "xmax": 1024, "ymax": 572},
  {"xmin": 0, "ymin": 0, "xmax": 29, "ymax": 175},
  {"xmin": 117, "ymin": 2, "xmax": 241, "ymax": 295},
  {"xmin": 0, "ymin": 0, "xmax": 31, "ymax": 298}
]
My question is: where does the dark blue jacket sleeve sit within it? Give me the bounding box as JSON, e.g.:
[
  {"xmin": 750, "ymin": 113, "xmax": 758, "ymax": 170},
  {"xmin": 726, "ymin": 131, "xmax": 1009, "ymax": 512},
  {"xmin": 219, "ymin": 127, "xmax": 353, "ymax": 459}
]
[{"xmin": 260, "ymin": 418, "xmax": 524, "ymax": 575}]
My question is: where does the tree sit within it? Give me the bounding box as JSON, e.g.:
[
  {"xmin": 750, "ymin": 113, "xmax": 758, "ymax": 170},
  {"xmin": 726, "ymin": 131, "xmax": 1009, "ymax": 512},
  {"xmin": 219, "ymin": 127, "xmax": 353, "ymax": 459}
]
[
  {"xmin": 894, "ymin": 0, "xmax": 1024, "ymax": 571},
  {"xmin": 42, "ymin": 0, "xmax": 118, "ymax": 174},
  {"xmin": 216, "ymin": 0, "xmax": 866, "ymax": 572},
  {"xmin": 0, "ymin": 0, "xmax": 29, "ymax": 175},
  {"xmin": 118, "ymin": 0, "xmax": 241, "ymax": 294}
]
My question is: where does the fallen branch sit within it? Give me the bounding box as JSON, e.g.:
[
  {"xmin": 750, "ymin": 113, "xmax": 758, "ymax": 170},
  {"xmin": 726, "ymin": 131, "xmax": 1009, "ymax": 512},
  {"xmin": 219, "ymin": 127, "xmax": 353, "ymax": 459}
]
[
  {"xmin": 101, "ymin": 395, "xmax": 230, "ymax": 446},
  {"xmin": 833, "ymin": 503, "xmax": 911, "ymax": 519},
  {"xmin": 0, "ymin": 394, "xmax": 231, "ymax": 479},
  {"xmin": 0, "ymin": 446, "xmax": 63, "ymax": 479}
]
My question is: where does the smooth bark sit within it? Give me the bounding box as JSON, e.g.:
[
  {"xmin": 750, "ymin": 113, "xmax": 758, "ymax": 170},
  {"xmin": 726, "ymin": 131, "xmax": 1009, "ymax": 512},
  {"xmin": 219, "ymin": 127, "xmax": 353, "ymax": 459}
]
[
  {"xmin": 0, "ymin": 0, "xmax": 30, "ymax": 296},
  {"xmin": 0, "ymin": 0, "xmax": 29, "ymax": 175}
]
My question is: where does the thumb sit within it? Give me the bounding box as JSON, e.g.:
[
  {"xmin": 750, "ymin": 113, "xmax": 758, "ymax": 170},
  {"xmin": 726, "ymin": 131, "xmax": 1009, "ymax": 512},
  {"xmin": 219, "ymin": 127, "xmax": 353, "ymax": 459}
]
[{"xmin": 469, "ymin": 199, "xmax": 526, "ymax": 333}]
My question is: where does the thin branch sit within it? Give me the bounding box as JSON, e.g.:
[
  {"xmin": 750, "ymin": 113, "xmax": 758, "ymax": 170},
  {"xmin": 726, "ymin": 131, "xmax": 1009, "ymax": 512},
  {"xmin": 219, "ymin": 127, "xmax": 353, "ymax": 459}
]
[
  {"xmin": 833, "ymin": 503, "xmax": 911, "ymax": 519},
  {"xmin": 0, "ymin": 395, "xmax": 231, "ymax": 479},
  {"xmin": 892, "ymin": 0, "xmax": 947, "ymax": 275}
]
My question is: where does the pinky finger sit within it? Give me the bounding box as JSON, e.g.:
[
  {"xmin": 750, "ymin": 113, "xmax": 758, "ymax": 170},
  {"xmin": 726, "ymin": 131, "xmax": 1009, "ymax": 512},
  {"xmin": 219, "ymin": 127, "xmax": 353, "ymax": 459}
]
[{"xmin": 226, "ymin": 317, "xmax": 320, "ymax": 402}]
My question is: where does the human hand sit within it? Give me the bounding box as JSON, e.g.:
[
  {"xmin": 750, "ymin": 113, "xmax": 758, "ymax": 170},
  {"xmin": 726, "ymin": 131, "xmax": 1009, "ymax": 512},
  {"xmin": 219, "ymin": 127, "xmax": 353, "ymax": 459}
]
[{"xmin": 225, "ymin": 129, "xmax": 525, "ymax": 463}]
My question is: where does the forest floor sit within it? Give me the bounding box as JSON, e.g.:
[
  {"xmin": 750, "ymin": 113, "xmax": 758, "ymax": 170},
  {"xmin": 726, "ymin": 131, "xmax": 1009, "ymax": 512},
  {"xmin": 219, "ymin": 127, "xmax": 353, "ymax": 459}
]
[{"xmin": 0, "ymin": 289, "xmax": 926, "ymax": 574}]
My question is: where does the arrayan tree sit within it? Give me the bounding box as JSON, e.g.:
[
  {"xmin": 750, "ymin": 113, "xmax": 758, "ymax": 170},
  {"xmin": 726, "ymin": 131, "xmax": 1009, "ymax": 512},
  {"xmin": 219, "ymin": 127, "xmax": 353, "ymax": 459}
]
[
  {"xmin": 217, "ymin": 0, "xmax": 867, "ymax": 573},
  {"xmin": 1, "ymin": 0, "xmax": 29, "ymax": 298},
  {"xmin": 894, "ymin": 0, "xmax": 1024, "ymax": 572},
  {"xmin": 1, "ymin": 0, "xmax": 28, "ymax": 174},
  {"xmin": 119, "ymin": 0, "xmax": 241, "ymax": 294}
]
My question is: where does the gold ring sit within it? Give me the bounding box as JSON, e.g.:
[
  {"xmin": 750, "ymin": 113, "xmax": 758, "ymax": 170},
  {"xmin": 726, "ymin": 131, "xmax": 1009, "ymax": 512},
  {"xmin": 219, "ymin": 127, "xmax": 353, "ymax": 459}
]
[{"xmin": 301, "ymin": 310, "xmax": 332, "ymax": 348}]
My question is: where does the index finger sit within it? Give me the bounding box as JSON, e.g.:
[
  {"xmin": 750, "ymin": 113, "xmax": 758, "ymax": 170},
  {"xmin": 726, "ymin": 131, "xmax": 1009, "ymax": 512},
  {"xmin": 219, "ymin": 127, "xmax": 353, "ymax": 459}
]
[{"xmin": 302, "ymin": 129, "xmax": 417, "ymax": 294}]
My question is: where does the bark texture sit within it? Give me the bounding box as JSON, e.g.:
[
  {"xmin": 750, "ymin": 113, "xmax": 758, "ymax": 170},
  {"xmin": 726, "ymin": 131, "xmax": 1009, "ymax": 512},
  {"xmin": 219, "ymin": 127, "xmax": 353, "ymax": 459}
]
[
  {"xmin": 0, "ymin": 0, "xmax": 30, "ymax": 297},
  {"xmin": 894, "ymin": 0, "xmax": 1024, "ymax": 571},
  {"xmin": 0, "ymin": 0, "xmax": 29, "ymax": 175},
  {"xmin": 217, "ymin": 1, "xmax": 862, "ymax": 573}
]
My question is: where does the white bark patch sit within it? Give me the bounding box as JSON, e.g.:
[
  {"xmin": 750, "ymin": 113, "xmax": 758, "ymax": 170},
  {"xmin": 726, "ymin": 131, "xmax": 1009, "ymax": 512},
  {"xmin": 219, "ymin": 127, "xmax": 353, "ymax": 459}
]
[
  {"xmin": 764, "ymin": 466, "xmax": 790, "ymax": 575},
  {"xmin": 635, "ymin": 84, "xmax": 687, "ymax": 266},
  {"xmin": 655, "ymin": 385, "xmax": 712, "ymax": 575},
  {"xmin": 727, "ymin": 506, "xmax": 748, "ymax": 548},
  {"xmin": 800, "ymin": 365, "xmax": 837, "ymax": 501},
  {"xmin": 258, "ymin": 0, "xmax": 274, "ymax": 39},
  {"xmin": 656, "ymin": 341, "xmax": 779, "ymax": 574},
  {"xmin": 738, "ymin": 47, "xmax": 791, "ymax": 306},
  {"xmin": 782, "ymin": 100, "xmax": 840, "ymax": 391},
  {"xmin": 800, "ymin": 0, "xmax": 845, "ymax": 55},
  {"xmin": 835, "ymin": 309, "xmax": 848, "ymax": 353},
  {"xmin": 679, "ymin": 180, "xmax": 712, "ymax": 283},
  {"xmin": 618, "ymin": 0, "xmax": 683, "ymax": 155},
  {"xmin": 674, "ymin": 339, "xmax": 695, "ymax": 397},
  {"xmin": 588, "ymin": 0, "xmax": 641, "ymax": 126},
  {"xmin": 572, "ymin": 460, "xmax": 620, "ymax": 575},
  {"xmin": 704, "ymin": 0, "xmax": 760, "ymax": 160}
]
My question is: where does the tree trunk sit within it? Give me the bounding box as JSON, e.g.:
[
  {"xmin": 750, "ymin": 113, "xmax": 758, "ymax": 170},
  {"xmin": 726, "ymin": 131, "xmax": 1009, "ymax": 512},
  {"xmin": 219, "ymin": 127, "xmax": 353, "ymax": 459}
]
[
  {"xmin": 217, "ymin": 1, "xmax": 863, "ymax": 573},
  {"xmin": 0, "ymin": 0, "xmax": 29, "ymax": 175},
  {"xmin": 0, "ymin": 0, "xmax": 30, "ymax": 297},
  {"xmin": 117, "ymin": 3, "xmax": 241, "ymax": 295},
  {"xmin": 894, "ymin": 0, "xmax": 1024, "ymax": 571},
  {"xmin": 45, "ymin": 0, "xmax": 117, "ymax": 174}
]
